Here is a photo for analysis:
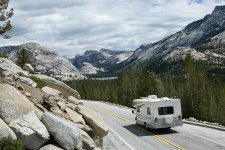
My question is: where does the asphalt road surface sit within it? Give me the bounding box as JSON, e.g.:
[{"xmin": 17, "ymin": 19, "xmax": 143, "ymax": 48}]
[{"xmin": 84, "ymin": 100, "xmax": 225, "ymax": 150}]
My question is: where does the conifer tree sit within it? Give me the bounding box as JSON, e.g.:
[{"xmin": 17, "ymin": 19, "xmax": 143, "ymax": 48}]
[
  {"xmin": 16, "ymin": 48, "xmax": 31, "ymax": 67},
  {"xmin": 0, "ymin": 0, "xmax": 13, "ymax": 39}
]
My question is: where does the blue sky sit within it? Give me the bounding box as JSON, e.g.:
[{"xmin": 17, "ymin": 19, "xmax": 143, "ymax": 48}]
[{"xmin": 2, "ymin": 0, "xmax": 225, "ymax": 57}]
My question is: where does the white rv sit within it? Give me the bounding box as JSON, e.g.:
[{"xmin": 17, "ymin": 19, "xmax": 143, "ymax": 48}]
[{"xmin": 132, "ymin": 95, "xmax": 183, "ymax": 129}]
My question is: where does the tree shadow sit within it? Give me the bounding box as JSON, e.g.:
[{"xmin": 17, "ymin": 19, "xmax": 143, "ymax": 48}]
[{"xmin": 123, "ymin": 124, "xmax": 179, "ymax": 137}]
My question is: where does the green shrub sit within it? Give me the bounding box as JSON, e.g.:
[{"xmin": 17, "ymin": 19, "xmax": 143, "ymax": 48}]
[
  {"xmin": 30, "ymin": 76, "xmax": 47, "ymax": 88},
  {"xmin": 0, "ymin": 136, "xmax": 24, "ymax": 150},
  {"xmin": 0, "ymin": 52, "xmax": 7, "ymax": 58}
]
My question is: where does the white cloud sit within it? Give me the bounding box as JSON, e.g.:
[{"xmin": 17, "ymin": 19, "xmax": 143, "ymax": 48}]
[{"xmin": 1, "ymin": 0, "xmax": 225, "ymax": 57}]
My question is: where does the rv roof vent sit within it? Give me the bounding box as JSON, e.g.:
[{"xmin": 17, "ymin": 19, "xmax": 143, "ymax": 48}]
[
  {"xmin": 148, "ymin": 95, "xmax": 157, "ymax": 99},
  {"xmin": 161, "ymin": 97, "xmax": 169, "ymax": 100}
]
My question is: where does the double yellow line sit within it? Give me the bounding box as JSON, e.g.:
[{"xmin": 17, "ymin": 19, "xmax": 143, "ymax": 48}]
[{"xmin": 95, "ymin": 106, "xmax": 184, "ymax": 150}]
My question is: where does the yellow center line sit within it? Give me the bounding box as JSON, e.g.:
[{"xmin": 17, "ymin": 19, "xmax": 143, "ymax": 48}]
[{"xmin": 94, "ymin": 106, "xmax": 184, "ymax": 150}]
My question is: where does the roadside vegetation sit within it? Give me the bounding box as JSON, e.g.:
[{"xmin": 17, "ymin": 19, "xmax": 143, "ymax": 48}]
[{"xmin": 66, "ymin": 55, "xmax": 225, "ymax": 125}]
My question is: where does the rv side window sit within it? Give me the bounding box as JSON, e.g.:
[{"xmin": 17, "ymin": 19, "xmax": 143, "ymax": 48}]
[
  {"xmin": 137, "ymin": 106, "xmax": 140, "ymax": 113},
  {"xmin": 158, "ymin": 106, "xmax": 174, "ymax": 115},
  {"xmin": 147, "ymin": 107, "xmax": 151, "ymax": 115}
]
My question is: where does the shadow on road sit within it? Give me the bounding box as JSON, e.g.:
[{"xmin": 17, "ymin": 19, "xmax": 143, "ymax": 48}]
[{"xmin": 123, "ymin": 124, "xmax": 179, "ymax": 137}]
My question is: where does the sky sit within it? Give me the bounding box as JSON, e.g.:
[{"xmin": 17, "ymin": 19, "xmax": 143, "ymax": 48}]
[{"xmin": 1, "ymin": 0, "xmax": 225, "ymax": 57}]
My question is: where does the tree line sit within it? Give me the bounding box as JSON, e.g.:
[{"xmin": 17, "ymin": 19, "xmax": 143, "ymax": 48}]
[{"xmin": 66, "ymin": 54, "xmax": 225, "ymax": 125}]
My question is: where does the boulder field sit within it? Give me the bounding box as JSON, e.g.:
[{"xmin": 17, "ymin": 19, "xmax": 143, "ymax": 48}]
[{"xmin": 0, "ymin": 59, "xmax": 109, "ymax": 150}]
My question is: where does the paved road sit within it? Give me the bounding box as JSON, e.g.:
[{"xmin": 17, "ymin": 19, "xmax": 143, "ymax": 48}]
[{"xmin": 84, "ymin": 100, "xmax": 225, "ymax": 150}]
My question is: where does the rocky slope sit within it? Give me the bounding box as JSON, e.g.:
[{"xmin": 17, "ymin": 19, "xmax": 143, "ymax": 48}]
[
  {"xmin": 121, "ymin": 5, "xmax": 225, "ymax": 74},
  {"xmin": 0, "ymin": 43, "xmax": 85, "ymax": 80},
  {"xmin": 70, "ymin": 49, "xmax": 133, "ymax": 75},
  {"xmin": 0, "ymin": 57, "xmax": 109, "ymax": 150}
]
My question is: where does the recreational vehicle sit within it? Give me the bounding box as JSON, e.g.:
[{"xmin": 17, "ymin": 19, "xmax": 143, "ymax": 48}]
[{"xmin": 132, "ymin": 95, "xmax": 183, "ymax": 129}]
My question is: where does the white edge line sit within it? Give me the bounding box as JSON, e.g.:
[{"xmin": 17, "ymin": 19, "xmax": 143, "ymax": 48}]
[
  {"xmin": 195, "ymin": 135, "xmax": 225, "ymax": 147},
  {"xmin": 108, "ymin": 127, "xmax": 136, "ymax": 150}
]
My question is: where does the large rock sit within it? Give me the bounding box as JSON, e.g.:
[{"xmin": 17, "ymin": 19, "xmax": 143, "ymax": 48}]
[
  {"xmin": 41, "ymin": 112, "xmax": 83, "ymax": 150},
  {"xmin": 68, "ymin": 96, "xmax": 79, "ymax": 105},
  {"xmin": 66, "ymin": 107, "xmax": 85, "ymax": 125},
  {"xmin": 42, "ymin": 86, "xmax": 63, "ymax": 98},
  {"xmin": 18, "ymin": 76, "xmax": 37, "ymax": 87},
  {"xmin": 9, "ymin": 111, "xmax": 50, "ymax": 150},
  {"xmin": 79, "ymin": 128, "xmax": 96, "ymax": 150},
  {"xmin": 57, "ymin": 101, "xmax": 67, "ymax": 111},
  {"xmin": 0, "ymin": 58, "xmax": 28, "ymax": 77},
  {"xmin": 23, "ymin": 63, "xmax": 34, "ymax": 73},
  {"xmin": 0, "ymin": 83, "xmax": 42, "ymax": 124},
  {"xmin": 76, "ymin": 105, "xmax": 109, "ymax": 137},
  {"xmin": 32, "ymin": 74, "xmax": 81, "ymax": 99},
  {"xmin": 39, "ymin": 144, "xmax": 63, "ymax": 150},
  {"xmin": 0, "ymin": 118, "xmax": 17, "ymax": 139}
]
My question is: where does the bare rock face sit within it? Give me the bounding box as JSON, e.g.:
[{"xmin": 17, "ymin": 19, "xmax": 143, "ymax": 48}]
[
  {"xmin": 0, "ymin": 58, "xmax": 28, "ymax": 77},
  {"xmin": 0, "ymin": 118, "xmax": 17, "ymax": 139},
  {"xmin": 41, "ymin": 112, "xmax": 83, "ymax": 150},
  {"xmin": 68, "ymin": 96, "xmax": 79, "ymax": 105},
  {"xmin": 9, "ymin": 111, "xmax": 50, "ymax": 150},
  {"xmin": 42, "ymin": 86, "xmax": 63, "ymax": 98},
  {"xmin": 66, "ymin": 107, "xmax": 85, "ymax": 125},
  {"xmin": 23, "ymin": 63, "xmax": 34, "ymax": 73},
  {"xmin": 32, "ymin": 74, "xmax": 81, "ymax": 99},
  {"xmin": 71, "ymin": 49, "xmax": 133, "ymax": 74},
  {"xmin": 39, "ymin": 144, "xmax": 63, "ymax": 150},
  {"xmin": 0, "ymin": 83, "xmax": 42, "ymax": 124},
  {"xmin": 76, "ymin": 105, "xmax": 109, "ymax": 137},
  {"xmin": 0, "ymin": 42, "xmax": 85, "ymax": 81},
  {"xmin": 18, "ymin": 76, "xmax": 37, "ymax": 87}
]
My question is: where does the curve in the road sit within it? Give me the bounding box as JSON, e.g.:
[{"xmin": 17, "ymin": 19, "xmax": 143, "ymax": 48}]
[{"xmin": 95, "ymin": 105, "xmax": 184, "ymax": 150}]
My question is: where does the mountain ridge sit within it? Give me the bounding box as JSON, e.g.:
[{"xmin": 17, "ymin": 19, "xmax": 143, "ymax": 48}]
[{"xmin": 0, "ymin": 42, "xmax": 85, "ymax": 80}]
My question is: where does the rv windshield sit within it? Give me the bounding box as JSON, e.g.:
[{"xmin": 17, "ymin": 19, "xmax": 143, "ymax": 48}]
[{"xmin": 158, "ymin": 106, "xmax": 174, "ymax": 115}]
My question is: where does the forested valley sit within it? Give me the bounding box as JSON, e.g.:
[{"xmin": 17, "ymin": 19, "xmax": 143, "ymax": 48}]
[{"xmin": 66, "ymin": 55, "xmax": 225, "ymax": 125}]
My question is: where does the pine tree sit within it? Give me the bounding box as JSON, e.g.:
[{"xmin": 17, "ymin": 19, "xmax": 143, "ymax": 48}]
[
  {"xmin": 0, "ymin": 0, "xmax": 13, "ymax": 39},
  {"xmin": 16, "ymin": 48, "xmax": 31, "ymax": 67}
]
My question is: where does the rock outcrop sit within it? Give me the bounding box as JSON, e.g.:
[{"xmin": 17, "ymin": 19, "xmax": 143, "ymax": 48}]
[
  {"xmin": 76, "ymin": 105, "xmax": 109, "ymax": 137},
  {"xmin": 41, "ymin": 112, "xmax": 83, "ymax": 150},
  {"xmin": 23, "ymin": 63, "xmax": 34, "ymax": 73},
  {"xmin": 32, "ymin": 74, "xmax": 81, "ymax": 99},
  {"xmin": 18, "ymin": 76, "xmax": 37, "ymax": 87},
  {"xmin": 0, "ymin": 118, "xmax": 17, "ymax": 139},
  {"xmin": 0, "ymin": 42, "xmax": 85, "ymax": 81},
  {"xmin": 9, "ymin": 111, "xmax": 50, "ymax": 150},
  {"xmin": 121, "ymin": 5, "xmax": 225, "ymax": 74},
  {"xmin": 0, "ymin": 58, "xmax": 28, "ymax": 77},
  {"xmin": 0, "ymin": 58, "xmax": 108, "ymax": 150},
  {"xmin": 71, "ymin": 49, "xmax": 133, "ymax": 75},
  {"xmin": 42, "ymin": 86, "xmax": 63, "ymax": 98},
  {"xmin": 0, "ymin": 83, "xmax": 42, "ymax": 124}
]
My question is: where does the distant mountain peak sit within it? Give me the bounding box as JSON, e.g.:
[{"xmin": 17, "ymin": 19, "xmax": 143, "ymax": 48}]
[{"xmin": 213, "ymin": 5, "xmax": 225, "ymax": 14}]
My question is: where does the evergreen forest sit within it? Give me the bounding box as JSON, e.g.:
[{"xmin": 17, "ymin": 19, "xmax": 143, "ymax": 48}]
[{"xmin": 66, "ymin": 55, "xmax": 225, "ymax": 125}]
